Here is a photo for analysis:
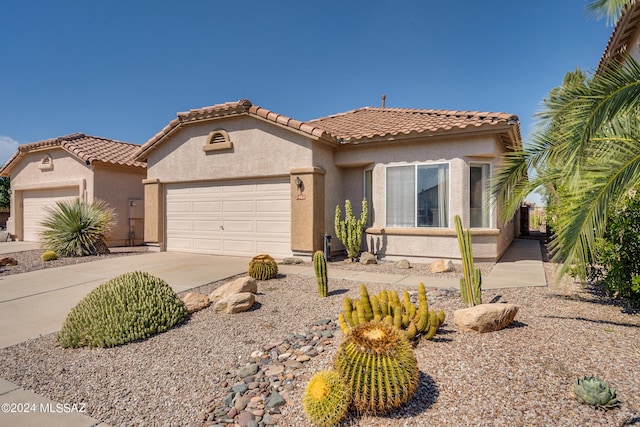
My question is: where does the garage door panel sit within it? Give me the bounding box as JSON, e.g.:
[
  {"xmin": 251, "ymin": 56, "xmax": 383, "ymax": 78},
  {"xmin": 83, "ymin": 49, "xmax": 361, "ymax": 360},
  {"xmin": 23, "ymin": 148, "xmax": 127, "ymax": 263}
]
[
  {"xmin": 167, "ymin": 201, "xmax": 192, "ymax": 213},
  {"xmin": 166, "ymin": 180, "xmax": 291, "ymax": 257},
  {"xmin": 23, "ymin": 187, "xmax": 78, "ymax": 242}
]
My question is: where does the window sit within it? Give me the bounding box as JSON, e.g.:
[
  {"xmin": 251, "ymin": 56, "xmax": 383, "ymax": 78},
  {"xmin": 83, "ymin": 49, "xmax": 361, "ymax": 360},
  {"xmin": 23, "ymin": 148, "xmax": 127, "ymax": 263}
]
[
  {"xmin": 386, "ymin": 164, "xmax": 449, "ymax": 228},
  {"xmin": 364, "ymin": 169, "xmax": 372, "ymax": 226},
  {"xmin": 470, "ymin": 163, "xmax": 490, "ymax": 227}
]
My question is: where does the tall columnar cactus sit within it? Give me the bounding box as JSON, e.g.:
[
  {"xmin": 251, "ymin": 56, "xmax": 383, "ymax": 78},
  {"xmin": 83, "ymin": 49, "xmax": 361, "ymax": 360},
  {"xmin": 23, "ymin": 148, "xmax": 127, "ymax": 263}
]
[
  {"xmin": 334, "ymin": 198, "xmax": 368, "ymax": 260},
  {"xmin": 338, "ymin": 283, "xmax": 445, "ymax": 341},
  {"xmin": 335, "ymin": 321, "xmax": 419, "ymax": 414},
  {"xmin": 313, "ymin": 250, "xmax": 328, "ymax": 297},
  {"xmin": 454, "ymin": 215, "xmax": 482, "ymax": 307},
  {"xmin": 302, "ymin": 370, "xmax": 350, "ymax": 426}
]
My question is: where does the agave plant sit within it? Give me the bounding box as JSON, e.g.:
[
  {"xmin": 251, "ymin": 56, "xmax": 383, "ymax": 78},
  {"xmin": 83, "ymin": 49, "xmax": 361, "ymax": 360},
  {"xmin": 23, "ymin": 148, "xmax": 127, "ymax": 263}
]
[
  {"xmin": 39, "ymin": 198, "xmax": 116, "ymax": 257},
  {"xmin": 572, "ymin": 376, "xmax": 620, "ymax": 409}
]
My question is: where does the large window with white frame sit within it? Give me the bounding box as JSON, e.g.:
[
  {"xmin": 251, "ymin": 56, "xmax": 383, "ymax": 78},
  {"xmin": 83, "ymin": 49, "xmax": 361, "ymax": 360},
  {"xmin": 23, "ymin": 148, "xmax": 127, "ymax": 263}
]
[
  {"xmin": 470, "ymin": 163, "xmax": 490, "ymax": 228},
  {"xmin": 386, "ymin": 163, "xmax": 449, "ymax": 228}
]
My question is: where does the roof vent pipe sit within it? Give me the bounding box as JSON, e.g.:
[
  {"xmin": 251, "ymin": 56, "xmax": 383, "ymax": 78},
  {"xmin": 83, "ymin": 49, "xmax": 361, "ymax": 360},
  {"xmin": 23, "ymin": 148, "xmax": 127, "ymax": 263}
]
[{"xmin": 381, "ymin": 94, "xmax": 386, "ymax": 108}]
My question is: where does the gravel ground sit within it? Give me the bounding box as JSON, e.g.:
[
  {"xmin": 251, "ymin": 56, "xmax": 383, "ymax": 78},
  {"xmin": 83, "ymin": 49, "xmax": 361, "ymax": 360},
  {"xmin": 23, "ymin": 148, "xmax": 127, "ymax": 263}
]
[{"xmin": 1, "ymin": 240, "xmax": 639, "ymax": 426}]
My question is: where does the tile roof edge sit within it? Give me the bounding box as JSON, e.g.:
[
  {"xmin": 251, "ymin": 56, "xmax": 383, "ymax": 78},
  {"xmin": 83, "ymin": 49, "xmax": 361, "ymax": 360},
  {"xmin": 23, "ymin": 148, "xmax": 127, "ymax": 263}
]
[
  {"xmin": 597, "ymin": 1, "xmax": 640, "ymax": 73},
  {"xmin": 308, "ymin": 106, "xmax": 519, "ymax": 123}
]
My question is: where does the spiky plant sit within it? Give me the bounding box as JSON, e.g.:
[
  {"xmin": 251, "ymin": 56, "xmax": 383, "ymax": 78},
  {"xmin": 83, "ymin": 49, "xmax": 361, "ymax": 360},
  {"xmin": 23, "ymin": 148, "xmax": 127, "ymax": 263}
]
[
  {"xmin": 334, "ymin": 198, "xmax": 368, "ymax": 260},
  {"xmin": 335, "ymin": 321, "xmax": 419, "ymax": 414},
  {"xmin": 572, "ymin": 376, "xmax": 620, "ymax": 409},
  {"xmin": 248, "ymin": 254, "xmax": 278, "ymax": 280},
  {"xmin": 302, "ymin": 370, "xmax": 350, "ymax": 426},
  {"xmin": 40, "ymin": 198, "xmax": 116, "ymax": 257},
  {"xmin": 57, "ymin": 271, "xmax": 187, "ymax": 348},
  {"xmin": 41, "ymin": 250, "xmax": 58, "ymax": 261},
  {"xmin": 313, "ymin": 250, "xmax": 328, "ymax": 297},
  {"xmin": 454, "ymin": 214, "xmax": 482, "ymax": 307}
]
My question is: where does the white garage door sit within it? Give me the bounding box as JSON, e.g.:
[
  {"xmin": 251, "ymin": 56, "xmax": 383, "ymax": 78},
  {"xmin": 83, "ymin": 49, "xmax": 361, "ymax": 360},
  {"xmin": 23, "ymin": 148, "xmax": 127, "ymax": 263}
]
[
  {"xmin": 23, "ymin": 187, "xmax": 79, "ymax": 242},
  {"xmin": 165, "ymin": 179, "xmax": 291, "ymax": 257}
]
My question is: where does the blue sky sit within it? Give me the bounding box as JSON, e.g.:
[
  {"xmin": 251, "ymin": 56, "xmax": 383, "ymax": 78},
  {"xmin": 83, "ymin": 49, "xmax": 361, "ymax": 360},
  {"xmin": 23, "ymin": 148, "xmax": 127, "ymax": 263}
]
[{"xmin": 0, "ymin": 1, "xmax": 614, "ymax": 203}]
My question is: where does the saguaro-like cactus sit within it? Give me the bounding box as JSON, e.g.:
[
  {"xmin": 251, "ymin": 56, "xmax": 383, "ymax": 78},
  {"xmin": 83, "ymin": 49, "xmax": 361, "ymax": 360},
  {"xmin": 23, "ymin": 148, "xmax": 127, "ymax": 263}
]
[
  {"xmin": 454, "ymin": 215, "xmax": 482, "ymax": 307},
  {"xmin": 334, "ymin": 198, "xmax": 368, "ymax": 260},
  {"xmin": 313, "ymin": 250, "xmax": 328, "ymax": 297}
]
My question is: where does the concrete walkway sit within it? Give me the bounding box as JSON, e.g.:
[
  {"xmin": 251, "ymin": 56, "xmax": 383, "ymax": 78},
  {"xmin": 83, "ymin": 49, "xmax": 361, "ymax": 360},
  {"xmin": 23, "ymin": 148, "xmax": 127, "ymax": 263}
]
[{"xmin": 0, "ymin": 238, "xmax": 546, "ymax": 427}]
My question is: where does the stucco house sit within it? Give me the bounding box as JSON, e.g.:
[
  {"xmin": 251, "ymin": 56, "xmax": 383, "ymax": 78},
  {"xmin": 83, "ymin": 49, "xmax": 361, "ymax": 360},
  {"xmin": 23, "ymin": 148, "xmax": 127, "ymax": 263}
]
[
  {"xmin": 0, "ymin": 133, "xmax": 146, "ymax": 246},
  {"xmin": 597, "ymin": 1, "xmax": 640, "ymax": 73},
  {"xmin": 136, "ymin": 99, "xmax": 521, "ymax": 262}
]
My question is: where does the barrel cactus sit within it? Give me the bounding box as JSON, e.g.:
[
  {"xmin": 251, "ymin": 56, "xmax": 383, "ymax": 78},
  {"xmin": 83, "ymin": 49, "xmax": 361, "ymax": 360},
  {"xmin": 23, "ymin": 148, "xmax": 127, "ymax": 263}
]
[
  {"xmin": 313, "ymin": 250, "xmax": 328, "ymax": 297},
  {"xmin": 57, "ymin": 271, "xmax": 187, "ymax": 348},
  {"xmin": 248, "ymin": 254, "xmax": 278, "ymax": 280},
  {"xmin": 41, "ymin": 250, "xmax": 58, "ymax": 261},
  {"xmin": 572, "ymin": 376, "xmax": 619, "ymax": 409},
  {"xmin": 302, "ymin": 370, "xmax": 350, "ymax": 426},
  {"xmin": 335, "ymin": 321, "xmax": 419, "ymax": 414}
]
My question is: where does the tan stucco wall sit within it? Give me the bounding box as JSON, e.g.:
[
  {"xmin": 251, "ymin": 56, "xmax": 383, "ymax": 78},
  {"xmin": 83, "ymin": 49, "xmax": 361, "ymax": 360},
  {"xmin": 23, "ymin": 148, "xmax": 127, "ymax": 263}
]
[
  {"xmin": 143, "ymin": 178, "xmax": 163, "ymax": 248},
  {"xmin": 7, "ymin": 149, "xmax": 93, "ymax": 241},
  {"xmin": 93, "ymin": 165, "xmax": 146, "ymax": 246},
  {"xmin": 146, "ymin": 116, "xmax": 314, "ymax": 182},
  {"xmin": 290, "ymin": 167, "xmax": 325, "ymax": 254}
]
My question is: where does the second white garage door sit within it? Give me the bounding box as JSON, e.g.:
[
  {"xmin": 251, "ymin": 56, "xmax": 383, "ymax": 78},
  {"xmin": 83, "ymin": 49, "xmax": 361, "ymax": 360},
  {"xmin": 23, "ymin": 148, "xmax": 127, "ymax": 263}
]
[
  {"xmin": 166, "ymin": 179, "xmax": 291, "ymax": 258},
  {"xmin": 23, "ymin": 187, "xmax": 79, "ymax": 242}
]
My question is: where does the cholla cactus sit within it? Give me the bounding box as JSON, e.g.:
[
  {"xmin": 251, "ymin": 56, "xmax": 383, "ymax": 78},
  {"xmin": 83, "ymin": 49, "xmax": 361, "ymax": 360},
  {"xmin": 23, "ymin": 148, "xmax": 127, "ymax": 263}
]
[
  {"xmin": 57, "ymin": 271, "xmax": 187, "ymax": 348},
  {"xmin": 334, "ymin": 199, "xmax": 368, "ymax": 260},
  {"xmin": 572, "ymin": 376, "xmax": 620, "ymax": 409}
]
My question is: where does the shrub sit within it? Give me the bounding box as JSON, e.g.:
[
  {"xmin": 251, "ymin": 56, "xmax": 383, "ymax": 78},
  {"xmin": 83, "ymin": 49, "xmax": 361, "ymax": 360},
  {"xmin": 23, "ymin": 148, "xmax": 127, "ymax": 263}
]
[
  {"xmin": 40, "ymin": 198, "xmax": 116, "ymax": 257},
  {"xmin": 572, "ymin": 376, "xmax": 619, "ymax": 409},
  {"xmin": 588, "ymin": 189, "xmax": 640, "ymax": 303},
  {"xmin": 57, "ymin": 271, "xmax": 187, "ymax": 348},
  {"xmin": 248, "ymin": 254, "xmax": 278, "ymax": 280},
  {"xmin": 41, "ymin": 251, "xmax": 58, "ymax": 261}
]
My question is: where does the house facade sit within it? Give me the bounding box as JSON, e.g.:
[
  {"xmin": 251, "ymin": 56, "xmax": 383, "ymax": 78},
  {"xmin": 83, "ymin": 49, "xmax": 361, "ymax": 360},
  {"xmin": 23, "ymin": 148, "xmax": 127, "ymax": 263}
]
[
  {"xmin": 136, "ymin": 99, "xmax": 521, "ymax": 262},
  {"xmin": 598, "ymin": 1, "xmax": 640, "ymax": 73},
  {"xmin": 0, "ymin": 133, "xmax": 146, "ymax": 246}
]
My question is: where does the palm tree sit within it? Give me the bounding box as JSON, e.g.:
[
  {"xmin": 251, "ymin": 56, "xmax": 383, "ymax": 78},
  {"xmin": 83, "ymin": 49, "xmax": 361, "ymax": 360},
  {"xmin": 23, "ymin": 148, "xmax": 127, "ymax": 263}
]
[
  {"xmin": 494, "ymin": 53, "xmax": 640, "ymax": 278},
  {"xmin": 587, "ymin": 0, "xmax": 636, "ymax": 25}
]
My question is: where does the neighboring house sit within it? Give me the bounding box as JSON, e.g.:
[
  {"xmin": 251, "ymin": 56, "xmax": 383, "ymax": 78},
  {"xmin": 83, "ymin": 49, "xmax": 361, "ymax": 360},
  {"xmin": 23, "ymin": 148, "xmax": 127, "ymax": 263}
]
[
  {"xmin": 0, "ymin": 133, "xmax": 146, "ymax": 246},
  {"xmin": 135, "ymin": 99, "xmax": 521, "ymax": 262},
  {"xmin": 597, "ymin": 1, "xmax": 640, "ymax": 73}
]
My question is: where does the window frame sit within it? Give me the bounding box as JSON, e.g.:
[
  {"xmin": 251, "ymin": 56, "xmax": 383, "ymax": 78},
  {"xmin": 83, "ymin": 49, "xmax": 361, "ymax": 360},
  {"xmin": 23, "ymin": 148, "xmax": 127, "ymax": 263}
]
[
  {"xmin": 469, "ymin": 162, "xmax": 492, "ymax": 228},
  {"xmin": 384, "ymin": 162, "xmax": 450, "ymax": 229},
  {"xmin": 363, "ymin": 168, "xmax": 373, "ymax": 227}
]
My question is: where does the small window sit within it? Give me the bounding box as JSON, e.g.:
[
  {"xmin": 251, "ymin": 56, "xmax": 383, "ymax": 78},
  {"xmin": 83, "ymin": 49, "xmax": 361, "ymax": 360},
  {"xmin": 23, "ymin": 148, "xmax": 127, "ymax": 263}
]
[
  {"xmin": 364, "ymin": 169, "xmax": 373, "ymax": 227},
  {"xmin": 203, "ymin": 129, "xmax": 233, "ymax": 152},
  {"xmin": 470, "ymin": 163, "xmax": 491, "ymax": 228}
]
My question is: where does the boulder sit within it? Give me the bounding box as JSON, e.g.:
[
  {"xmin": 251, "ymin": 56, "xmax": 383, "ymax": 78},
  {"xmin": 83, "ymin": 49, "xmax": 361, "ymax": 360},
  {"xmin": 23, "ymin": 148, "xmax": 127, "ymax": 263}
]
[
  {"xmin": 182, "ymin": 292, "xmax": 210, "ymax": 313},
  {"xmin": 395, "ymin": 259, "xmax": 411, "ymax": 269},
  {"xmin": 0, "ymin": 257, "xmax": 18, "ymax": 266},
  {"xmin": 208, "ymin": 276, "xmax": 257, "ymax": 303},
  {"xmin": 280, "ymin": 257, "xmax": 304, "ymax": 265},
  {"xmin": 359, "ymin": 252, "xmax": 377, "ymax": 265},
  {"xmin": 214, "ymin": 292, "xmax": 256, "ymax": 314},
  {"xmin": 429, "ymin": 259, "xmax": 454, "ymax": 273},
  {"xmin": 453, "ymin": 303, "xmax": 519, "ymax": 333}
]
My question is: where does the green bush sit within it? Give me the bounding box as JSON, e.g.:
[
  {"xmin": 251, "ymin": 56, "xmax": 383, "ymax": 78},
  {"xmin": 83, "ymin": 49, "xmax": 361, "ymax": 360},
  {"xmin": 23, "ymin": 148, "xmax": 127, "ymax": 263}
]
[
  {"xmin": 40, "ymin": 198, "xmax": 116, "ymax": 257},
  {"xmin": 41, "ymin": 251, "xmax": 58, "ymax": 261},
  {"xmin": 57, "ymin": 271, "xmax": 187, "ymax": 348},
  {"xmin": 588, "ymin": 189, "xmax": 640, "ymax": 303}
]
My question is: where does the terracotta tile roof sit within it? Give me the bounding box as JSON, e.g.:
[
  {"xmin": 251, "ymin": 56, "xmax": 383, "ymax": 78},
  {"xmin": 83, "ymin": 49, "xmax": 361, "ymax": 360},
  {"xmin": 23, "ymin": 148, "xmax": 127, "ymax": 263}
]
[
  {"xmin": 0, "ymin": 133, "xmax": 145, "ymax": 176},
  {"xmin": 308, "ymin": 107, "xmax": 520, "ymax": 143},
  {"xmin": 597, "ymin": 1, "xmax": 640, "ymax": 73},
  {"xmin": 135, "ymin": 99, "xmax": 328, "ymax": 160},
  {"xmin": 136, "ymin": 99, "xmax": 521, "ymax": 160}
]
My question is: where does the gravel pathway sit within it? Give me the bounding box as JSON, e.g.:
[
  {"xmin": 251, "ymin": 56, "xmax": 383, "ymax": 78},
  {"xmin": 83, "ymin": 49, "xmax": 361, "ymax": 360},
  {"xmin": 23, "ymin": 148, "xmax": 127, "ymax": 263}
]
[{"xmin": 0, "ymin": 243, "xmax": 639, "ymax": 426}]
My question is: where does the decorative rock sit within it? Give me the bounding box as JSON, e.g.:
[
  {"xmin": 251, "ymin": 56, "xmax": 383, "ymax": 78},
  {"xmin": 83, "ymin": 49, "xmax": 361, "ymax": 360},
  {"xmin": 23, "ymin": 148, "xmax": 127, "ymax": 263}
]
[
  {"xmin": 265, "ymin": 392, "xmax": 286, "ymax": 410},
  {"xmin": 359, "ymin": 252, "xmax": 377, "ymax": 265},
  {"xmin": 280, "ymin": 257, "xmax": 304, "ymax": 265},
  {"xmin": 0, "ymin": 257, "xmax": 18, "ymax": 266},
  {"xmin": 265, "ymin": 364, "xmax": 285, "ymax": 377},
  {"xmin": 236, "ymin": 410, "xmax": 254, "ymax": 426},
  {"xmin": 429, "ymin": 259, "xmax": 454, "ymax": 273},
  {"xmin": 454, "ymin": 303, "xmax": 520, "ymax": 333},
  {"xmin": 395, "ymin": 259, "xmax": 411, "ymax": 269},
  {"xmin": 213, "ymin": 292, "xmax": 255, "ymax": 314},
  {"xmin": 182, "ymin": 292, "xmax": 210, "ymax": 313},
  {"xmin": 232, "ymin": 383, "xmax": 249, "ymax": 394},
  {"xmin": 208, "ymin": 276, "xmax": 257, "ymax": 303},
  {"xmin": 237, "ymin": 363, "xmax": 258, "ymax": 378}
]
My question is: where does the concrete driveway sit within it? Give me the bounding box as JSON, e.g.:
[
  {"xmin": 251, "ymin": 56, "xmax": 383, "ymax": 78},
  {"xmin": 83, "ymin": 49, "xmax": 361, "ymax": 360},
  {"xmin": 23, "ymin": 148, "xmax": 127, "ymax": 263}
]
[{"xmin": 0, "ymin": 252, "xmax": 250, "ymax": 349}]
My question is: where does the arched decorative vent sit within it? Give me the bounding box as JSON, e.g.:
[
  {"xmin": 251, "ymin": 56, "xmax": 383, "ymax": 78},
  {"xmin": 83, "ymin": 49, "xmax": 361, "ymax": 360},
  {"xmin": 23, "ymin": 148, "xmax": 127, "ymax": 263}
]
[
  {"xmin": 203, "ymin": 129, "xmax": 233, "ymax": 152},
  {"xmin": 38, "ymin": 154, "xmax": 53, "ymax": 170}
]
